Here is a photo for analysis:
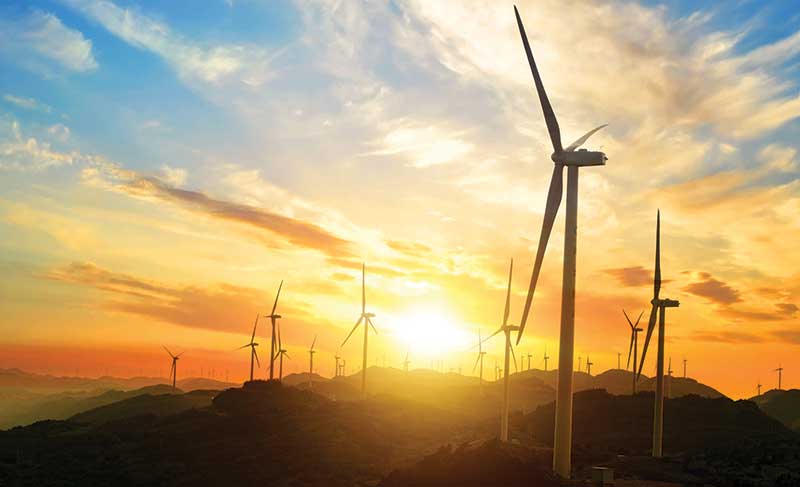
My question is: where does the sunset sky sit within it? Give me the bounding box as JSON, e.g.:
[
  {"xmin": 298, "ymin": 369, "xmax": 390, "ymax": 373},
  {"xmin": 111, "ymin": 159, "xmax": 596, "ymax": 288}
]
[{"xmin": 1, "ymin": 0, "xmax": 798, "ymax": 398}]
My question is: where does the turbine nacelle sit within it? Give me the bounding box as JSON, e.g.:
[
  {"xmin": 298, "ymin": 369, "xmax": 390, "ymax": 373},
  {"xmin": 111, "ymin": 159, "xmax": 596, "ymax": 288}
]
[
  {"xmin": 552, "ymin": 149, "xmax": 607, "ymax": 167},
  {"xmin": 362, "ymin": 312, "xmax": 375, "ymax": 318}
]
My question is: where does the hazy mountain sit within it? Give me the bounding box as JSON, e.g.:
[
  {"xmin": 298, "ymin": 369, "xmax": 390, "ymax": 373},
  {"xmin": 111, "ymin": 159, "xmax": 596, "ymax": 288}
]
[
  {"xmin": 0, "ymin": 381, "xmax": 477, "ymax": 486},
  {"xmin": 70, "ymin": 389, "xmax": 218, "ymax": 426},
  {"xmin": 751, "ymin": 388, "xmax": 800, "ymax": 431}
]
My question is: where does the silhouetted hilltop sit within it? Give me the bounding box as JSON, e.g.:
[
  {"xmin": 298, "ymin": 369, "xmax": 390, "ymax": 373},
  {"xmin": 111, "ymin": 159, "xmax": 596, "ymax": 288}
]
[
  {"xmin": 0, "ymin": 380, "xmax": 475, "ymax": 486},
  {"xmin": 380, "ymin": 440, "xmax": 560, "ymax": 487},
  {"xmin": 751, "ymin": 389, "xmax": 800, "ymax": 431}
]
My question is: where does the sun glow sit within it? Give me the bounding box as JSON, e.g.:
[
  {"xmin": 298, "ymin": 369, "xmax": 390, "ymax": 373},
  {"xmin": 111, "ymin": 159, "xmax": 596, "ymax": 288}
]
[{"xmin": 389, "ymin": 309, "xmax": 473, "ymax": 356}]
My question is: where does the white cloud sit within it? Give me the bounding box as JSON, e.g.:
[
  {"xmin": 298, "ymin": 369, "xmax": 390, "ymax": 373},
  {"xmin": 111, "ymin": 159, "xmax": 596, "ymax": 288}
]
[
  {"xmin": 3, "ymin": 94, "xmax": 52, "ymax": 113},
  {"xmin": 0, "ymin": 119, "xmax": 78, "ymax": 171},
  {"xmin": 369, "ymin": 124, "xmax": 474, "ymax": 168},
  {"xmin": 48, "ymin": 124, "xmax": 71, "ymax": 141},
  {"xmin": 62, "ymin": 0, "xmax": 274, "ymax": 86},
  {"xmin": 159, "ymin": 165, "xmax": 188, "ymax": 187},
  {"xmin": 0, "ymin": 10, "xmax": 97, "ymax": 74}
]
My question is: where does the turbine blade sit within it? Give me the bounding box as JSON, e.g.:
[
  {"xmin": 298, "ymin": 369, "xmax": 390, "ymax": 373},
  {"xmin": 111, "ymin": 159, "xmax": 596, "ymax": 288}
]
[
  {"xmin": 623, "ymin": 309, "xmax": 634, "ymax": 329},
  {"xmin": 237, "ymin": 343, "xmax": 252, "ymax": 350},
  {"xmin": 253, "ymin": 348, "xmax": 260, "ymax": 368},
  {"xmin": 635, "ymin": 310, "xmax": 644, "ymax": 327},
  {"xmin": 368, "ymin": 317, "xmax": 378, "ymax": 335},
  {"xmin": 362, "ymin": 263, "xmax": 366, "ymax": 314},
  {"xmin": 626, "ymin": 331, "xmax": 634, "ymax": 369},
  {"xmin": 564, "ymin": 124, "xmax": 608, "ymax": 152},
  {"xmin": 341, "ymin": 316, "xmax": 363, "ymax": 347},
  {"xmin": 637, "ymin": 303, "xmax": 658, "ymax": 377},
  {"xmin": 503, "ymin": 258, "xmax": 513, "ymax": 327},
  {"xmin": 472, "ymin": 353, "xmax": 481, "ymax": 373},
  {"xmin": 284, "ymin": 352, "xmax": 291, "ymax": 360},
  {"xmin": 310, "ymin": 334, "xmax": 317, "ymax": 351},
  {"xmin": 517, "ymin": 164, "xmax": 564, "ymax": 344},
  {"xmin": 271, "ymin": 280, "xmax": 283, "ymax": 315},
  {"xmin": 654, "ymin": 210, "xmax": 661, "ymax": 301},
  {"xmin": 509, "ymin": 343, "xmax": 518, "ymax": 373},
  {"xmin": 163, "ymin": 346, "xmax": 175, "ymax": 359},
  {"xmin": 514, "ymin": 6, "xmax": 562, "ymax": 153},
  {"xmin": 251, "ymin": 314, "xmax": 259, "ymax": 342}
]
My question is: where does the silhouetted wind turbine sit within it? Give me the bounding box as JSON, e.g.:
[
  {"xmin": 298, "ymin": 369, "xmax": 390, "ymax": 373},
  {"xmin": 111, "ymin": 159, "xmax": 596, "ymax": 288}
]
[
  {"xmin": 513, "ymin": 5, "xmax": 608, "ymax": 479},
  {"xmin": 403, "ymin": 350, "xmax": 411, "ymax": 373},
  {"xmin": 307, "ymin": 335, "xmax": 317, "ymax": 388},
  {"xmin": 265, "ymin": 281, "xmax": 283, "ymax": 381},
  {"xmin": 527, "ymin": 353, "xmax": 533, "ymax": 371},
  {"xmin": 617, "ymin": 352, "xmax": 621, "ymax": 370},
  {"xmin": 485, "ymin": 259, "xmax": 519, "ymax": 442},
  {"xmin": 473, "ymin": 330, "xmax": 488, "ymax": 390},
  {"xmin": 543, "ymin": 346, "xmax": 550, "ymax": 371},
  {"xmin": 637, "ymin": 211, "xmax": 680, "ymax": 458},
  {"xmin": 776, "ymin": 365, "xmax": 783, "ymax": 390},
  {"xmin": 273, "ymin": 320, "xmax": 290, "ymax": 381},
  {"xmin": 341, "ymin": 263, "xmax": 378, "ymax": 395},
  {"xmin": 586, "ymin": 357, "xmax": 593, "ymax": 376},
  {"xmin": 163, "ymin": 346, "xmax": 183, "ymax": 389},
  {"xmin": 757, "ymin": 379, "xmax": 762, "ymax": 396},
  {"xmin": 334, "ymin": 353, "xmax": 341, "ymax": 377},
  {"xmin": 683, "ymin": 357, "xmax": 687, "ymax": 378},
  {"xmin": 624, "ymin": 309, "xmax": 644, "ymax": 394},
  {"xmin": 238, "ymin": 315, "xmax": 260, "ymax": 382},
  {"xmin": 667, "ymin": 357, "xmax": 673, "ymax": 398}
]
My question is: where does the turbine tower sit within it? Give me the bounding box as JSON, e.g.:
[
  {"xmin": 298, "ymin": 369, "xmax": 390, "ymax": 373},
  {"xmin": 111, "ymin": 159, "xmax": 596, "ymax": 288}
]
[
  {"xmin": 265, "ymin": 281, "xmax": 283, "ymax": 381},
  {"xmin": 527, "ymin": 353, "xmax": 533, "ymax": 371},
  {"xmin": 308, "ymin": 335, "xmax": 317, "ymax": 388},
  {"xmin": 586, "ymin": 357, "xmax": 593, "ymax": 376},
  {"xmin": 617, "ymin": 352, "xmax": 621, "ymax": 370},
  {"xmin": 512, "ymin": 5, "xmax": 608, "ymax": 479},
  {"xmin": 485, "ymin": 259, "xmax": 520, "ymax": 442},
  {"xmin": 683, "ymin": 357, "xmax": 687, "ymax": 378},
  {"xmin": 273, "ymin": 319, "xmax": 290, "ymax": 381},
  {"xmin": 757, "ymin": 380, "xmax": 762, "ymax": 396},
  {"xmin": 341, "ymin": 263, "xmax": 378, "ymax": 396},
  {"xmin": 238, "ymin": 315, "xmax": 261, "ymax": 382},
  {"xmin": 624, "ymin": 309, "xmax": 644, "ymax": 394},
  {"xmin": 473, "ymin": 330, "xmax": 487, "ymax": 390},
  {"xmin": 637, "ymin": 211, "xmax": 680, "ymax": 458},
  {"xmin": 403, "ymin": 350, "xmax": 411, "ymax": 373},
  {"xmin": 163, "ymin": 346, "xmax": 182, "ymax": 389},
  {"xmin": 543, "ymin": 346, "xmax": 550, "ymax": 371},
  {"xmin": 334, "ymin": 353, "xmax": 341, "ymax": 377},
  {"xmin": 776, "ymin": 365, "xmax": 783, "ymax": 390}
]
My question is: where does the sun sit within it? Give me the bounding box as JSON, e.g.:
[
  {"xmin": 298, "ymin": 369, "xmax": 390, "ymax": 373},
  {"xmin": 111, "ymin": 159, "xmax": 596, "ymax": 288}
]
[{"xmin": 390, "ymin": 308, "xmax": 473, "ymax": 356}]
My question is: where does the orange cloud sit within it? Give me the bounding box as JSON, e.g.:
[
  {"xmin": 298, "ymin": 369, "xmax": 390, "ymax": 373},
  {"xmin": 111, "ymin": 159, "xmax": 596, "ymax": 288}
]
[{"xmin": 682, "ymin": 272, "xmax": 741, "ymax": 305}]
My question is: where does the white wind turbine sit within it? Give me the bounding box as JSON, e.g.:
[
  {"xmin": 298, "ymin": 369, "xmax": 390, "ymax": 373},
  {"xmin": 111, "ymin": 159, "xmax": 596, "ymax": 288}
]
[
  {"xmin": 308, "ymin": 335, "xmax": 317, "ymax": 388},
  {"xmin": 512, "ymin": 6, "xmax": 608, "ymax": 479},
  {"xmin": 341, "ymin": 263, "xmax": 378, "ymax": 395},
  {"xmin": 163, "ymin": 346, "xmax": 183, "ymax": 389},
  {"xmin": 238, "ymin": 314, "xmax": 261, "ymax": 382},
  {"xmin": 265, "ymin": 280, "xmax": 283, "ymax": 381},
  {"xmin": 624, "ymin": 309, "xmax": 644, "ymax": 394},
  {"xmin": 484, "ymin": 259, "xmax": 519, "ymax": 442}
]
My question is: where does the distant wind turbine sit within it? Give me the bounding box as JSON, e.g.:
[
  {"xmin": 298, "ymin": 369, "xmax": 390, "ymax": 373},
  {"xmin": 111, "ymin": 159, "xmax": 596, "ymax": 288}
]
[
  {"xmin": 403, "ymin": 350, "xmax": 411, "ymax": 373},
  {"xmin": 624, "ymin": 309, "xmax": 644, "ymax": 394},
  {"xmin": 341, "ymin": 263, "xmax": 378, "ymax": 395},
  {"xmin": 586, "ymin": 357, "xmax": 593, "ymax": 376},
  {"xmin": 308, "ymin": 335, "xmax": 317, "ymax": 388},
  {"xmin": 578, "ymin": 356, "xmax": 582, "ymax": 373},
  {"xmin": 163, "ymin": 346, "xmax": 183, "ymax": 389},
  {"xmin": 512, "ymin": 5, "xmax": 608, "ymax": 479},
  {"xmin": 683, "ymin": 357, "xmax": 687, "ymax": 378},
  {"xmin": 543, "ymin": 346, "xmax": 550, "ymax": 371},
  {"xmin": 776, "ymin": 365, "xmax": 784, "ymax": 390},
  {"xmin": 667, "ymin": 357, "xmax": 673, "ymax": 398},
  {"xmin": 273, "ymin": 319, "xmax": 290, "ymax": 381},
  {"xmin": 334, "ymin": 353, "xmax": 341, "ymax": 377},
  {"xmin": 757, "ymin": 379, "xmax": 762, "ymax": 396},
  {"xmin": 637, "ymin": 211, "xmax": 680, "ymax": 458},
  {"xmin": 484, "ymin": 259, "xmax": 520, "ymax": 442},
  {"xmin": 527, "ymin": 353, "xmax": 533, "ymax": 371},
  {"xmin": 473, "ymin": 330, "xmax": 487, "ymax": 390},
  {"xmin": 238, "ymin": 315, "xmax": 260, "ymax": 382},
  {"xmin": 265, "ymin": 281, "xmax": 283, "ymax": 381}
]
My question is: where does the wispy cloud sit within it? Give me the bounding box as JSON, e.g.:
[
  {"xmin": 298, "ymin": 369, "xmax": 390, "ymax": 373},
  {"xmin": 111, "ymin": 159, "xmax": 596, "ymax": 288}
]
[
  {"xmin": 3, "ymin": 94, "xmax": 52, "ymax": 113},
  {"xmin": 367, "ymin": 124, "xmax": 474, "ymax": 168},
  {"xmin": 0, "ymin": 10, "xmax": 97, "ymax": 75},
  {"xmin": 682, "ymin": 271, "xmax": 741, "ymax": 305},
  {"xmin": 0, "ymin": 119, "xmax": 77, "ymax": 171},
  {"xmin": 62, "ymin": 0, "xmax": 274, "ymax": 86}
]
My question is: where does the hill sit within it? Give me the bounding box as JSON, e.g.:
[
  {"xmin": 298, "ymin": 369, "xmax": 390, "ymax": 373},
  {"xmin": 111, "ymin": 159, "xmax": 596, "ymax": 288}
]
[
  {"xmin": 70, "ymin": 389, "xmax": 218, "ymax": 425},
  {"xmin": 751, "ymin": 388, "xmax": 800, "ymax": 431}
]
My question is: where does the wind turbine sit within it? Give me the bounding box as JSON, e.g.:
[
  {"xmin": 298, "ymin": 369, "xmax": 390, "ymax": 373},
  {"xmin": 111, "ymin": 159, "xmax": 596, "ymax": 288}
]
[
  {"xmin": 403, "ymin": 350, "xmax": 411, "ymax": 373},
  {"xmin": 757, "ymin": 380, "xmax": 762, "ymax": 396},
  {"xmin": 341, "ymin": 263, "xmax": 378, "ymax": 395},
  {"xmin": 624, "ymin": 309, "xmax": 644, "ymax": 394},
  {"xmin": 586, "ymin": 357, "xmax": 593, "ymax": 376},
  {"xmin": 543, "ymin": 346, "xmax": 550, "ymax": 371},
  {"xmin": 512, "ymin": 5, "xmax": 608, "ymax": 479},
  {"xmin": 776, "ymin": 365, "xmax": 783, "ymax": 390},
  {"xmin": 334, "ymin": 353, "xmax": 341, "ymax": 377},
  {"xmin": 265, "ymin": 281, "xmax": 283, "ymax": 381},
  {"xmin": 273, "ymin": 320, "xmax": 290, "ymax": 381},
  {"xmin": 683, "ymin": 357, "xmax": 687, "ymax": 378},
  {"xmin": 617, "ymin": 352, "xmax": 621, "ymax": 370},
  {"xmin": 484, "ymin": 259, "xmax": 519, "ymax": 442},
  {"xmin": 527, "ymin": 353, "xmax": 533, "ymax": 371},
  {"xmin": 238, "ymin": 315, "xmax": 261, "ymax": 382},
  {"xmin": 163, "ymin": 346, "xmax": 182, "ymax": 389},
  {"xmin": 667, "ymin": 357, "xmax": 674, "ymax": 399},
  {"xmin": 637, "ymin": 211, "xmax": 680, "ymax": 458},
  {"xmin": 308, "ymin": 335, "xmax": 317, "ymax": 388},
  {"xmin": 473, "ymin": 330, "xmax": 488, "ymax": 389}
]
